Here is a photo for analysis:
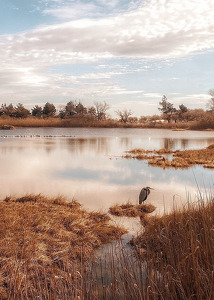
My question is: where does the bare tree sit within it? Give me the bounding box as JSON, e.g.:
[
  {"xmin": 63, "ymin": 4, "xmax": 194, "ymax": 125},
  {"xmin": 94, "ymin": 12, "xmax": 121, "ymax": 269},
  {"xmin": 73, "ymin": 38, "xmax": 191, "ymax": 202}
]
[
  {"xmin": 116, "ymin": 109, "xmax": 133, "ymax": 123},
  {"xmin": 88, "ymin": 106, "xmax": 96, "ymax": 119},
  {"xmin": 94, "ymin": 101, "xmax": 110, "ymax": 120},
  {"xmin": 207, "ymin": 89, "xmax": 214, "ymax": 111}
]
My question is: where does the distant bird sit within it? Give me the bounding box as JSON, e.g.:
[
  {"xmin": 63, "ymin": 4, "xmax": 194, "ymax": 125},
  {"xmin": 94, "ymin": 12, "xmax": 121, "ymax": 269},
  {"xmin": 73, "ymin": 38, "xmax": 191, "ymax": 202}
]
[{"xmin": 139, "ymin": 187, "xmax": 154, "ymax": 204}]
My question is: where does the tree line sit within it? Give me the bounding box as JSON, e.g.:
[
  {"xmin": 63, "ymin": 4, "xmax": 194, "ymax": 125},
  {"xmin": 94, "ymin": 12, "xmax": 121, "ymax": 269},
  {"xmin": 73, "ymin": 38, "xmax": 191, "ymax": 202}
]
[
  {"xmin": 0, "ymin": 101, "xmax": 110, "ymax": 121},
  {"xmin": 157, "ymin": 92, "xmax": 214, "ymax": 124},
  {"xmin": 0, "ymin": 91, "xmax": 213, "ymax": 124}
]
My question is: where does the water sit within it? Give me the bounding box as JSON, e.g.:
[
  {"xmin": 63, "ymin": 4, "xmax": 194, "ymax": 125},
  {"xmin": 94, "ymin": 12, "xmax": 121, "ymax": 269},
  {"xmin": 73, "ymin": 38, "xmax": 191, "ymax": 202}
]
[{"xmin": 0, "ymin": 128, "xmax": 213, "ymax": 235}]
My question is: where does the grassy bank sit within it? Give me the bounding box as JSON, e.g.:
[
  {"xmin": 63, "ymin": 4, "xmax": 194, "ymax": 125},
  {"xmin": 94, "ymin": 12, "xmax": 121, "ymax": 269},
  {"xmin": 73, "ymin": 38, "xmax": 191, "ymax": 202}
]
[
  {"xmin": 0, "ymin": 117, "xmax": 142, "ymax": 128},
  {"xmin": 1, "ymin": 194, "xmax": 213, "ymax": 299},
  {"xmin": 0, "ymin": 195, "xmax": 126, "ymax": 299},
  {"xmin": 0, "ymin": 116, "xmax": 213, "ymax": 130},
  {"xmin": 130, "ymin": 198, "xmax": 214, "ymax": 300},
  {"xmin": 85, "ymin": 198, "xmax": 214, "ymax": 300}
]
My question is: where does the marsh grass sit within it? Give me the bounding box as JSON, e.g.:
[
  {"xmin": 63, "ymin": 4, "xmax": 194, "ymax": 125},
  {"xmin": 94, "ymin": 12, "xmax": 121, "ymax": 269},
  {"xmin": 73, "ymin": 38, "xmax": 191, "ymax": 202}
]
[
  {"xmin": 0, "ymin": 194, "xmax": 127, "ymax": 299},
  {"xmin": 85, "ymin": 197, "xmax": 214, "ymax": 300},
  {"xmin": 130, "ymin": 198, "xmax": 214, "ymax": 299},
  {"xmin": 0, "ymin": 117, "xmax": 142, "ymax": 128},
  {"xmin": 0, "ymin": 117, "xmax": 63, "ymax": 128},
  {"xmin": 1, "ymin": 116, "xmax": 213, "ymax": 130},
  {"xmin": 1, "ymin": 194, "xmax": 213, "ymax": 299},
  {"xmin": 109, "ymin": 202, "xmax": 156, "ymax": 217},
  {"xmin": 83, "ymin": 241, "xmax": 146, "ymax": 300},
  {"xmin": 125, "ymin": 145, "xmax": 214, "ymax": 169},
  {"xmin": 189, "ymin": 117, "xmax": 214, "ymax": 130}
]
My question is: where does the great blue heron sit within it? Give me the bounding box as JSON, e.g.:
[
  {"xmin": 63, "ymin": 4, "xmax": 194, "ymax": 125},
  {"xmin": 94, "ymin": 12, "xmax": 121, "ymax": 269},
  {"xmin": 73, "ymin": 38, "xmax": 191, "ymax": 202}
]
[{"xmin": 139, "ymin": 187, "xmax": 154, "ymax": 204}]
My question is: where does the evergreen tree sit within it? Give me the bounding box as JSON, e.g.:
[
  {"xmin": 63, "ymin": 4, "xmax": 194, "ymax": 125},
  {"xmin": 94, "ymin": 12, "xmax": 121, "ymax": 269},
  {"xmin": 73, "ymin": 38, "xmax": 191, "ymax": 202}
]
[
  {"xmin": 159, "ymin": 95, "xmax": 176, "ymax": 122},
  {"xmin": 42, "ymin": 102, "xmax": 56, "ymax": 117},
  {"xmin": 14, "ymin": 103, "xmax": 30, "ymax": 118},
  {"xmin": 32, "ymin": 105, "xmax": 43, "ymax": 118}
]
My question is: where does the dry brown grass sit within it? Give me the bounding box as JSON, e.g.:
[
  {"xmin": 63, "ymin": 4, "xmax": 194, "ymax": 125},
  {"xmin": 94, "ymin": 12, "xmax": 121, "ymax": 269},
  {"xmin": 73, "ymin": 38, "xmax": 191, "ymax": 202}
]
[
  {"xmin": 130, "ymin": 198, "xmax": 214, "ymax": 300},
  {"xmin": 0, "ymin": 117, "xmax": 145, "ymax": 129},
  {"xmin": 84, "ymin": 197, "xmax": 214, "ymax": 299},
  {"xmin": 189, "ymin": 115, "xmax": 214, "ymax": 130},
  {"xmin": 0, "ymin": 115, "xmax": 213, "ymax": 130},
  {"xmin": 0, "ymin": 113, "xmax": 213, "ymax": 130},
  {"xmin": 174, "ymin": 146, "xmax": 214, "ymax": 169},
  {"xmin": 2, "ymin": 195, "xmax": 212, "ymax": 299},
  {"xmin": 0, "ymin": 117, "xmax": 63, "ymax": 128},
  {"xmin": 109, "ymin": 202, "xmax": 156, "ymax": 217},
  {"xmin": 124, "ymin": 145, "xmax": 214, "ymax": 169},
  {"xmin": 0, "ymin": 194, "xmax": 127, "ymax": 299}
]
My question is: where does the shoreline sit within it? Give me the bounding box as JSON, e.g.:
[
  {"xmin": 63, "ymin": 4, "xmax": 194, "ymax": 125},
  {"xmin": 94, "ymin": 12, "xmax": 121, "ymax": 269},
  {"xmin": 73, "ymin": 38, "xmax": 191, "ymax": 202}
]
[
  {"xmin": 0, "ymin": 193, "xmax": 213, "ymax": 299},
  {"xmin": 0, "ymin": 116, "xmax": 213, "ymax": 131},
  {"xmin": 0, "ymin": 125, "xmax": 213, "ymax": 132}
]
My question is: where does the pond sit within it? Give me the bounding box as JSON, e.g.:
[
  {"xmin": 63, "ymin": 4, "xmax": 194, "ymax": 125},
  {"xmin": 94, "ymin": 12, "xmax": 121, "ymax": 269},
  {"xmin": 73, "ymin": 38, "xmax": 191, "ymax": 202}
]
[{"xmin": 0, "ymin": 128, "xmax": 213, "ymax": 235}]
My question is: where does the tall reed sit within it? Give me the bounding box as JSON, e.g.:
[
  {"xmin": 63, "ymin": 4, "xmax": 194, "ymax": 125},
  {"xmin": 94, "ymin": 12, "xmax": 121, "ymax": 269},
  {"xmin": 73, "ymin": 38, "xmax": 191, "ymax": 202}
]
[
  {"xmin": 1, "ymin": 116, "xmax": 213, "ymax": 129},
  {"xmin": 0, "ymin": 194, "xmax": 126, "ymax": 299},
  {"xmin": 84, "ymin": 197, "xmax": 214, "ymax": 300},
  {"xmin": 0, "ymin": 194, "xmax": 213, "ymax": 299}
]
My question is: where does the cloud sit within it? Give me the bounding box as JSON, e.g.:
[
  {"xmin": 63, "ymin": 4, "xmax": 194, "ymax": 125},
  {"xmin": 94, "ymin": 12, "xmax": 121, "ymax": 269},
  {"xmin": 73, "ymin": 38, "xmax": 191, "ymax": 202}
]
[
  {"xmin": 143, "ymin": 93, "xmax": 163, "ymax": 98},
  {"xmin": 111, "ymin": 98, "xmax": 160, "ymax": 117},
  {"xmin": 42, "ymin": 0, "xmax": 142, "ymax": 20},
  {"xmin": 164, "ymin": 92, "xmax": 208, "ymax": 106},
  {"xmin": 1, "ymin": 0, "xmax": 214, "ymax": 67},
  {"xmin": 0, "ymin": 0, "xmax": 214, "ymax": 110},
  {"xmin": 110, "ymin": 92, "xmax": 210, "ymax": 117},
  {"xmin": 0, "ymin": 66, "xmax": 142, "ymax": 105},
  {"xmin": 43, "ymin": 2, "xmax": 103, "ymax": 20},
  {"xmin": 171, "ymin": 94, "xmax": 209, "ymax": 108}
]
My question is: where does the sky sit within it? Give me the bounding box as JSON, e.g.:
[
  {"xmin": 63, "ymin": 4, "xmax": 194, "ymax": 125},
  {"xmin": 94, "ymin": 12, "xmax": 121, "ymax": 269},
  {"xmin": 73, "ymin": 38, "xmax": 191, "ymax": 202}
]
[{"xmin": 0, "ymin": 0, "xmax": 214, "ymax": 117}]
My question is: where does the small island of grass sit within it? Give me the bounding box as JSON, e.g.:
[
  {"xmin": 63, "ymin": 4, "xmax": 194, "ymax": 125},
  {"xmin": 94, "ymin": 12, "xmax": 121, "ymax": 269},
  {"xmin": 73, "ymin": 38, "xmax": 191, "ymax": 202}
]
[
  {"xmin": 123, "ymin": 144, "xmax": 214, "ymax": 169},
  {"xmin": 109, "ymin": 202, "xmax": 156, "ymax": 217}
]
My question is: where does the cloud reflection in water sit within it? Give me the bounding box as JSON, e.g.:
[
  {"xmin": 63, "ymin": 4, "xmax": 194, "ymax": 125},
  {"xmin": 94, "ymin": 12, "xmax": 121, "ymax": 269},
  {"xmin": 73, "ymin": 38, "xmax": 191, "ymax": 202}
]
[{"xmin": 0, "ymin": 128, "xmax": 213, "ymax": 216}]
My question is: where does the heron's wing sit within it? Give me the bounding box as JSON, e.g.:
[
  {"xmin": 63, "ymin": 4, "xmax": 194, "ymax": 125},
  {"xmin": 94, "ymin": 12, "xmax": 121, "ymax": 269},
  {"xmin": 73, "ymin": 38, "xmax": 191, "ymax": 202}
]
[{"xmin": 139, "ymin": 188, "xmax": 147, "ymax": 204}]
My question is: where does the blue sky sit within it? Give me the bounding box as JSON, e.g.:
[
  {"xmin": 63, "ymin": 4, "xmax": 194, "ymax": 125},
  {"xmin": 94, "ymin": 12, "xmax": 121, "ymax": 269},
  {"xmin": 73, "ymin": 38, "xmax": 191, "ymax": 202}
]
[{"xmin": 0, "ymin": 0, "xmax": 214, "ymax": 116}]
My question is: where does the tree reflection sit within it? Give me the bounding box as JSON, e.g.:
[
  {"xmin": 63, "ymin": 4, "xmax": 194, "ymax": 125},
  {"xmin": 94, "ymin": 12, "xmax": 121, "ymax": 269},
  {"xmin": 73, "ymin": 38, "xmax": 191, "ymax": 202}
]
[{"xmin": 65, "ymin": 137, "xmax": 110, "ymax": 155}]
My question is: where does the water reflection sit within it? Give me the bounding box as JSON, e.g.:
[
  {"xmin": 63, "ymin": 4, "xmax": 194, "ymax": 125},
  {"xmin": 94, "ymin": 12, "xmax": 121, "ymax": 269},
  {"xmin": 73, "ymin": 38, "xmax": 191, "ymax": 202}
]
[
  {"xmin": 180, "ymin": 139, "xmax": 189, "ymax": 149},
  {"xmin": 0, "ymin": 128, "xmax": 213, "ymax": 221},
  {"xmin": 162, "ymin": 138, "xmax": 174, "ymax": 149},
  {"xmin": 119, "ymin": 137, "xmax": 133, "ymax": 150},
  {"xmin": 65, "ymin": 138, "xmax": 111, "ymax": 155}
]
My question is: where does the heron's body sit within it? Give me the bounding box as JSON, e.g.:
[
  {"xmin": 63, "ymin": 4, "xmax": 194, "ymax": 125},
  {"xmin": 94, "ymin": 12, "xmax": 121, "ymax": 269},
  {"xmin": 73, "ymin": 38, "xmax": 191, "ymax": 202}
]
[{"xmin": 139, "ymin": 187, "xmax": 153, "ymax": 204}]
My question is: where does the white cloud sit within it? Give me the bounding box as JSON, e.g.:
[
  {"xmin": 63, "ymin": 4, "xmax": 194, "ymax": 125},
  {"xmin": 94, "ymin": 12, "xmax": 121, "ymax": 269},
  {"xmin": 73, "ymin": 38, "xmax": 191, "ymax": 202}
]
[
  {"xmin": 0, "ymin": 0, "xmax": 213, "ymax": 112},
  {"xmin": 171, "ymin": 94, "xmax": 209, "ymax": 109},
  {"xmin": 43, "ymin": 3, "xmax": 103, "ymax": 20},
  {"xmin": 143, "ymin": 93, "xmax": 163, "ymax": 98},
  {"xmin": 42, "ymin": 0, "xmax": 142, "ymax": 20},
  {"xmin": 77, "ymin": 71, "xmax": 123, "ymax": 79},
  {"xmin": 1, "ymin": 0, "xmax": 214, "ymax": 67},
  {"xmin": 0, "ymin": 67, "xmax": 141, "ymax": 106},
  {"xmin": 111, "ymin": 99, "xmax": 160, "ymax": 117}
]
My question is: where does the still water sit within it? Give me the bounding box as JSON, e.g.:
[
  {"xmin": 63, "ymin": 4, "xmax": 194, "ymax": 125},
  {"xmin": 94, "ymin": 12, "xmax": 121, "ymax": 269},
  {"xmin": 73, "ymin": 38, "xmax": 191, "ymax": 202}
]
[{"xmin": 0, "ymin": 128, "xmax": 213, "ymax": 233}]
